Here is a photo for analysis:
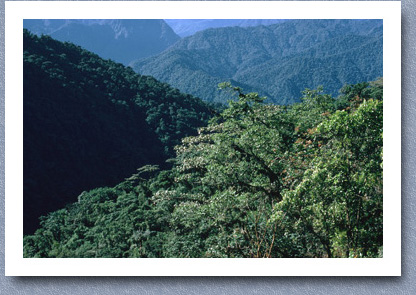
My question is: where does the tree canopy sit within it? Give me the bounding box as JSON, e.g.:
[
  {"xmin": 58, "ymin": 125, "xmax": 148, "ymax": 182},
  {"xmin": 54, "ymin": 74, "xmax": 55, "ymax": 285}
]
[
  {"xmin": 23, "ymin": 29, "xmax": 212, "ymax": 234},
  {"xmin": 24, "ymin": 79, "xmax": 383, "ymax": 258}
]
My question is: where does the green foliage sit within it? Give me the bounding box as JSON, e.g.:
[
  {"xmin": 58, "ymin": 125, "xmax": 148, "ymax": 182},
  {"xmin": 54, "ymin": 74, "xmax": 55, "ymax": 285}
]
[
  {"xmin": 23, "ymin": 29, "xmax": 212, "ymax": 234},
  {"xmin": 24, "ymin": 80, "xmax": 383, "ymax": 258},
  {"xmin": 272, "ymin": 99, "xmax": 383, "ymax": 257},
  {"xmin": 133, "ymin": 19, "xmax": 382, "ymax": 104},
  {"xmin": 24, "ymin": 167, "xmax": 179, "ymax": 258}
]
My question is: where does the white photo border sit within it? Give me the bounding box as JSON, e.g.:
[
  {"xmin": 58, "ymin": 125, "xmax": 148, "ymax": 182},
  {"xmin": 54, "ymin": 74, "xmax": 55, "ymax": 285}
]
[{"xmin": 5, "ymin": 1, "xmax": 401, "ymax": 276}]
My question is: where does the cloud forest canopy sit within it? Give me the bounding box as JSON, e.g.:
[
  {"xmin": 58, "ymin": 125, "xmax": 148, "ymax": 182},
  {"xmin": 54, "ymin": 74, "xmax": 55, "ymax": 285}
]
[{"xmin": 134, "ymin": 19, "xmax": 382, "ymax": 104}]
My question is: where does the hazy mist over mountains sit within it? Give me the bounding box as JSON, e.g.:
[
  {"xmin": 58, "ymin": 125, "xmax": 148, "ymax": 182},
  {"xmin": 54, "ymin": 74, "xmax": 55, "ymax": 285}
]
[
  {"xmin": 164, "ymin": 19, "xmax": 286, "ymax": 37},
  {"xmin": 134, "ymin": 19, "xmax": 383, "ymax": 104},
  {"xmin": 23, "ymin": 18, "xmax": 382, "ymax": 104},
  {"xmin": 23, "ymin": 19, "xmax": 181, "ymax": 65},
  {"xmin": 24, "ymin": 19, "xmax": 383, "ymax": 104},
  {"xmin": 23, "ymin": 19, "xmax": 286, "ymax": 64}
]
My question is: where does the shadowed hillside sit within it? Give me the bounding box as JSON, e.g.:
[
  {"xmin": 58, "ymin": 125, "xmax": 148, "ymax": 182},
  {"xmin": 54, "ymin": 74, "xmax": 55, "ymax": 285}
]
[{"xmin": 24, "ymin": 30, "xmax": 212, "ymax": 234}]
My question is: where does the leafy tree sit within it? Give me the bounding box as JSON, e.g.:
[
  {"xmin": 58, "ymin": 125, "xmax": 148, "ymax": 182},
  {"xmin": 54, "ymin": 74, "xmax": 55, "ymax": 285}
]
[
  {"xmin": 24, "ymin": 80, "xmax": 383, "ymax": 258},
  {"xmin": 272, "ymin": 99, "xmax": 383, "ymax": 257}
]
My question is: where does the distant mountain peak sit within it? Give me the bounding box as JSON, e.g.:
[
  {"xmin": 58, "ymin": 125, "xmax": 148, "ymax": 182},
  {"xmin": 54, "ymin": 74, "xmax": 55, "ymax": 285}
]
[
  {"xmin": 134, "ymin": 19, "xmax": 382, "ymax": 104},
  {"xmin": 164, "ymin": 19, "xmax": 287, "ymax": 37},
  {"xmin": 23, "ymin": 19, "xmax": 180, "ymax": 65}
]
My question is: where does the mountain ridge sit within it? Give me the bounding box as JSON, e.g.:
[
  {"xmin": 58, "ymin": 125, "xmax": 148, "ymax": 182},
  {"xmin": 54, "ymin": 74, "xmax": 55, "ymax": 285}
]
[
  {"xmin": 133, "ymin": 19, "xmax": 383, "ymax": 104},
  {"xmin": 164, "ymin": 19, "xmax": 287, "ymax": 37},
  {"xmin": 23, "ymin": 19, "xmax": 181, "ymax": 65}
]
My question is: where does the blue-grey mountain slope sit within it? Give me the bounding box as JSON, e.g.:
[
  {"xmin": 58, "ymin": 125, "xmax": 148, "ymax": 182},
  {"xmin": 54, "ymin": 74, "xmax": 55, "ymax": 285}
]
[
  {"xmin": 134, "ymin": 19, "xmax": 383, "ymax": 104},
  {"xmin": 164, "ymin": 19, "xmax": 286, "ymax": 37},
  {"xmin": 24, "ymin": 19, "xmax": 180, "ymax": 65}
]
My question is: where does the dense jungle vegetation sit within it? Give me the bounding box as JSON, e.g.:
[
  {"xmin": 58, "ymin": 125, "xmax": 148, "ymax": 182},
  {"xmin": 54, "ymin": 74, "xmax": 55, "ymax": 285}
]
[
  {"xmin": 23, "ymin": 29, "xmax": 212, "ymax": 234},
  {"xmin": 23, "ymin": 23, "xmax": 383, "ymax": 258},
  {"xmin": 24, "ymin": 76, "xmax": 383, "ymax": 257}
]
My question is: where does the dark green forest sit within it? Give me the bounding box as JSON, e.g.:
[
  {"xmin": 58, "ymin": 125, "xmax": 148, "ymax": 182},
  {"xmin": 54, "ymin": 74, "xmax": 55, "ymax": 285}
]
[
  {"xmin": 24, "ymin": 29, "xmax": 212, "ymax": 234},
  {"xmin": 23, "ymin": 24, "xmax": 383, "ymax": 258},
  {"xmin": 134, "ymin": 19, "xmax": 382, "ymax": 105}
]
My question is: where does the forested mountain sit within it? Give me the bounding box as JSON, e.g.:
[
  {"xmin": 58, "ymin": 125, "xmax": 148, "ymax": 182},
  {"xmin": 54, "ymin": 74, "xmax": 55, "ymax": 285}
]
[
  {"xmin": 164, "ymin": 19, "xmax": 286, "ymax": 37},
  {"xmin": 23, "ymin": 29, "xmax": 212, "ymax": 234},
  {"xmin": 24, "ymin": 80, "xmax": 383, "ymax": 258},
  {"xmin": 134, "ymin": 19, "xmax": 382, "ymax": 104},
  {"xmin": 23, "ymin": 19, "xmax": 180, "ymax": 65},
  {"xmin": 22, "ymin": 19, "xmax": 384, "ymax": 258}
]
